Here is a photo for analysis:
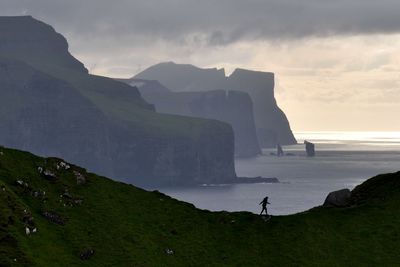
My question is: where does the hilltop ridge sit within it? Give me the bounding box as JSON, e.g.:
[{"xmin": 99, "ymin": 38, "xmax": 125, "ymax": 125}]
[
  {"xmin": 1, "ymin": 146, "xmax": 400, "ymax": 266},
  {"xmin": 0, "ymin": 16, "xmax": 87, "ymax": 73}
]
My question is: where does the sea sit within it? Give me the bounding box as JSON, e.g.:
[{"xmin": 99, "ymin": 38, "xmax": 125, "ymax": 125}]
[{"xmin": 159, "ymin": 132, "xmax": 400, "ymax": 215}]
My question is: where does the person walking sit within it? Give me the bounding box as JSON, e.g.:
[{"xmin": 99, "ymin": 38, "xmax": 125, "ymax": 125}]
[{"xmin": 259, "ymin": 196, "xmax": 270, "ymax": 216}]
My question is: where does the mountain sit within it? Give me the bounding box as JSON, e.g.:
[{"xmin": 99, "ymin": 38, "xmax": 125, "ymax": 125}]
[
  {"xmin": 119, "ymin": 78, "xmax": 261, "ymax": 157},
  {"xmin": 228, "ymin": 69, "xmax": 297, "ymax": 147},
  {"xmin": 1, "ymin": 146, "xmax": 400, "ymax": 266},
  {"xmin": 0, "ymin": 16, "xmax": 87, "ymax": 73},
  {"xmin": 0, "ymin": 16, "xmax": 236, "ymax": 187},
  {"xmin": 134, "ymin": 62, "xmax": 297, "ymax": 148},
  {"xmin": 134, "ymin": 62, "xmax": 227, "ymax": 92}
]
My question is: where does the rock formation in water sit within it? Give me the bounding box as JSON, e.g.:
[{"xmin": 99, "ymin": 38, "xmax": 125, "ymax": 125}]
[
  {"xmin": 304, "ymin": 141, "xmax": 316, "ymax": 157},
  {"xmin": 119, "ymin": 78, "xmax": 261, "ymax": 157},
  {"xmin": 277, "ymin": 144, "xmax": 284, "ymax": 157},
  {"xmin": 0, "ymin": 16, "xmax": 236, "ymax": 186},
  {"xmin": 134, "ymin": 62, "xmax": 297, "ymax": 148}
]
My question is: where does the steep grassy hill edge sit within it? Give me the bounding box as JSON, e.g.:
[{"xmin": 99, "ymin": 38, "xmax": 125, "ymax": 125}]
[{"xmin": 0, "ymin": 146, "xmax": 399, "ymax": 266}]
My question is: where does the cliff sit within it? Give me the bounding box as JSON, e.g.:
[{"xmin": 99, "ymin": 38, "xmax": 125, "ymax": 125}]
[
  {"xmin": 1, "ymin": 146, "xmax": 400, "ymax": 266},
  {"xmin": 228, "ymin": 69, "xmax": 297, "ymax": 147},
  {"xmin": 135, "ymin": 62, "xmax": 297, "ymax": 148},
  {"xmin": 0, "ymin": 16, "xmax": 87, "ymax": 73},
  {"xmin": 134, "ymin": 62, "xmax": 227, "ymax": 92},
  {"xmin": 0, "ymin": 16, "xmax": 236, "ymax": 186},
  {"xmin": 120, "ymin": 78, "xmax": 261, "ymax": 157}
]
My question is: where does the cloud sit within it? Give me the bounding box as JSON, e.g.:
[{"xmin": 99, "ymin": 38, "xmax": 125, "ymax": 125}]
[
  {"xmin": 2, "ymin": 0, "xmax": 400, "ymax": 46},
  {"xmin": 1, "ymin": 0, "xmax": 400, "ymax": 131}
]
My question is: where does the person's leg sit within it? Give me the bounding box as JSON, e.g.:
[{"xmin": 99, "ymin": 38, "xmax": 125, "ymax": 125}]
[{"xmin": 260, "ymin": 207, "xmax": 265, "ymax": 215}]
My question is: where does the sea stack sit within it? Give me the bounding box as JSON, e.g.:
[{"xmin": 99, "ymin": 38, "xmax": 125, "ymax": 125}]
[
  {"xmin": 304, "ymin": 141, "xmax": 316, "ymax": 157},
  {"xmin": 277, "ymin": 144, "xmax": 284, "ymax": 157}
]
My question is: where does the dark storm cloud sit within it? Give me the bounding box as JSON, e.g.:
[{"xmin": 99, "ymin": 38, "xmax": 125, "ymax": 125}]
[{"xmin": 2, "ymin": 0, "xmax": 400, "ymax": 45}]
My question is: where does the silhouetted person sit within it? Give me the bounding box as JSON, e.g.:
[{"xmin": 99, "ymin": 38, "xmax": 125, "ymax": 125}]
[
  {"xmin": 277, "ymin": 144, "xmax": 284, "ymax": 157},
  {"xmin": 259, "ymin": 196, "xmax": 270, "ymax": 215},
  {"xmin": 304, "ymin": 140, "xmax": 315, "ymax": 157}
]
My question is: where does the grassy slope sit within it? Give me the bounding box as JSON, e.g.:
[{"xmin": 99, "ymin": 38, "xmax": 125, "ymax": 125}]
[
  {"xmin": 0, "ymin": 146, "xmax": 399, "ymax": 267},
  {"xmin": 2, "ymin": 55, "xmax": 231, "ymax": 139}
]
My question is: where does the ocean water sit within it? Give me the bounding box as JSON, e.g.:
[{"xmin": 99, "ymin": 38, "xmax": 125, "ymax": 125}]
[{"xmin": 160, "ymin": 132, "xmax": 400, "ymax": 215}]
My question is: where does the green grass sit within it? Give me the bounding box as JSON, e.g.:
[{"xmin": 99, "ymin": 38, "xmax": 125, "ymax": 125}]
[{"xmin": 0, "ymin": 146, "xmax": 400, "ymax": 266}]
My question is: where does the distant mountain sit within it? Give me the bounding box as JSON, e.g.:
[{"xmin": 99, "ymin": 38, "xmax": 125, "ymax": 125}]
[
  {"xmin": 0, "ymin": 16, "xmax": 236, "ymax": 186},
  {"xmin": 135, "ymin": 62, "xmax": 227, "ymax": 92},
  {"xmin": 0, "ymin": 16, "xmax": 87, "ymax": 73},
  {"xmin": 135, "ymin": 62, "xmax": 297, "ymax": 148},
  {"xmin": 127, "ymin": 78, "xmax": 171, "ymax": 94},
  {"xmin": 1, "ymin": 146, "xmax": 400, "ymax": 266},
  {"xmin": 119, "ymin": 78, "xmax": 261, "ymax": 157}
]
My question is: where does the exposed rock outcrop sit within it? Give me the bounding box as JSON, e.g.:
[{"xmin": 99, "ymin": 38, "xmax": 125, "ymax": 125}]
[
  {"xmin": 304, "ymin": 141, "xmax": 316, "ymax": 157},
  {"xmin": 42, "ymin": 211, "xmax": 66, "ymax": 225},
  {"xmin": 323, "ymin": 189, "xmax": 351, "ymax": 207},
  {"xmin": 80, "ymin": 249, "xmax": 95, "ymax": 260},
  {"xmin": 0, "ymin": 16, "xmax": 237, "ymax": 186},
  {"xmin": 120, "ymin": 79, "xmax": 261, "ymax": 157},
  {"xmin": 134, "ymin": 62, "xmax": 297, "ymax": 148}
]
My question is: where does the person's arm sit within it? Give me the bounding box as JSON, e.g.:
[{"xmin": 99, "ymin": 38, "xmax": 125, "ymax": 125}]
[{"xmin": 259, "ymin": 201, "xmax": 263, "ymax": 205}]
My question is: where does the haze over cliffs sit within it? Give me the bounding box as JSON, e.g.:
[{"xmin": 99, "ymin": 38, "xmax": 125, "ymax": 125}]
[
  {"xmin": 135, "ymin": 62, "xmax": 297, "ymax": 148},
  {"xmin": 0, "ymin": 16, "xmax": 236, "ymax": 186},
  {"xmin": 120, "ymin": 79, "xmax": 261, "ymax": 157}
]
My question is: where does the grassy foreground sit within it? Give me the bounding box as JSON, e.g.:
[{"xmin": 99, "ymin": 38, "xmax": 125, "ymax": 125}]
[{"xmin": 0, "ymin": 146, "xmax": 399, "ymax": 267}]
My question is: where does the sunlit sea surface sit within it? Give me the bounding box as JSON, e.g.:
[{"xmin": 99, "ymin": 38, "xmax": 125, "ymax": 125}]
[{"xmin": 159, "ymin": 132, "xmax": 400, "ymax": 215}]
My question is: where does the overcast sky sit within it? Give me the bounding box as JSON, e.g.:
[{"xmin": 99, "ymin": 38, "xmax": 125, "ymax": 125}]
[{"xmin": 1, "ymin": 0, "xmax": 400, "ymax": 131}]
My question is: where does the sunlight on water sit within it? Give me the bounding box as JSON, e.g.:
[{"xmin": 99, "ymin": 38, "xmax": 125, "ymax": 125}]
[
  {"xmin": 291, "ymin": 131, "xmax": 400, "ymax": 151},
  {"xmin": 161, "ymin": 132, "xmax": 400, "ymax": 216},
  {"xmin": 295, "ymin": 131, "xmax": 400, "ymax": 143}
]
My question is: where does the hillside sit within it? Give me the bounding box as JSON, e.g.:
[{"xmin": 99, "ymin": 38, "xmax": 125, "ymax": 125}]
[
  {"xmin": 134, "ymin": 62, "xmax": 297, "ymax": 148},
  {"xmin": 0, "ymin": 16, "xmax": 236, "ymax": 186},
  {"xmin": 1, "ymin": 146, "xmax": 400, "ymax": 266}
]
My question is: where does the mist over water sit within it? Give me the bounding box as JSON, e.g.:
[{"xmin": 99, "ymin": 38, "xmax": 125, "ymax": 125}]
[{"xmin": 160, "ymin": 132, "xmax": 400, "ymax": 215}]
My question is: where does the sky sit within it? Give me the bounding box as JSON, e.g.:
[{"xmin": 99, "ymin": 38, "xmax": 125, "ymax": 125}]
[{"xmin": 1, "ymin": 0, "xmax": 400, "ymax": 131}]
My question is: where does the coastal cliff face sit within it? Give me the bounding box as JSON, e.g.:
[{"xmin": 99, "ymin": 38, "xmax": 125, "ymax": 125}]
[
  {"xmin": 135, "ymin": 62, "xmax": 297, "ymax": 148},
  {"xmin": 228, "ymin": 69, "xmax": 297, "ymax": 147},
  {"xmin": 189, "ymin": 90, "xmax": 261, "ymax": 157},
  {"xmin": 0, "ymin": 58, "xmax": 115, "ymax": 177},
  {"xmin": 121, "ymin": 79, "xmax": 261, "ymax": 157},
  {"xmin": 0, "ymin": 16, "xmax": 236, "ymax": 186}
]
